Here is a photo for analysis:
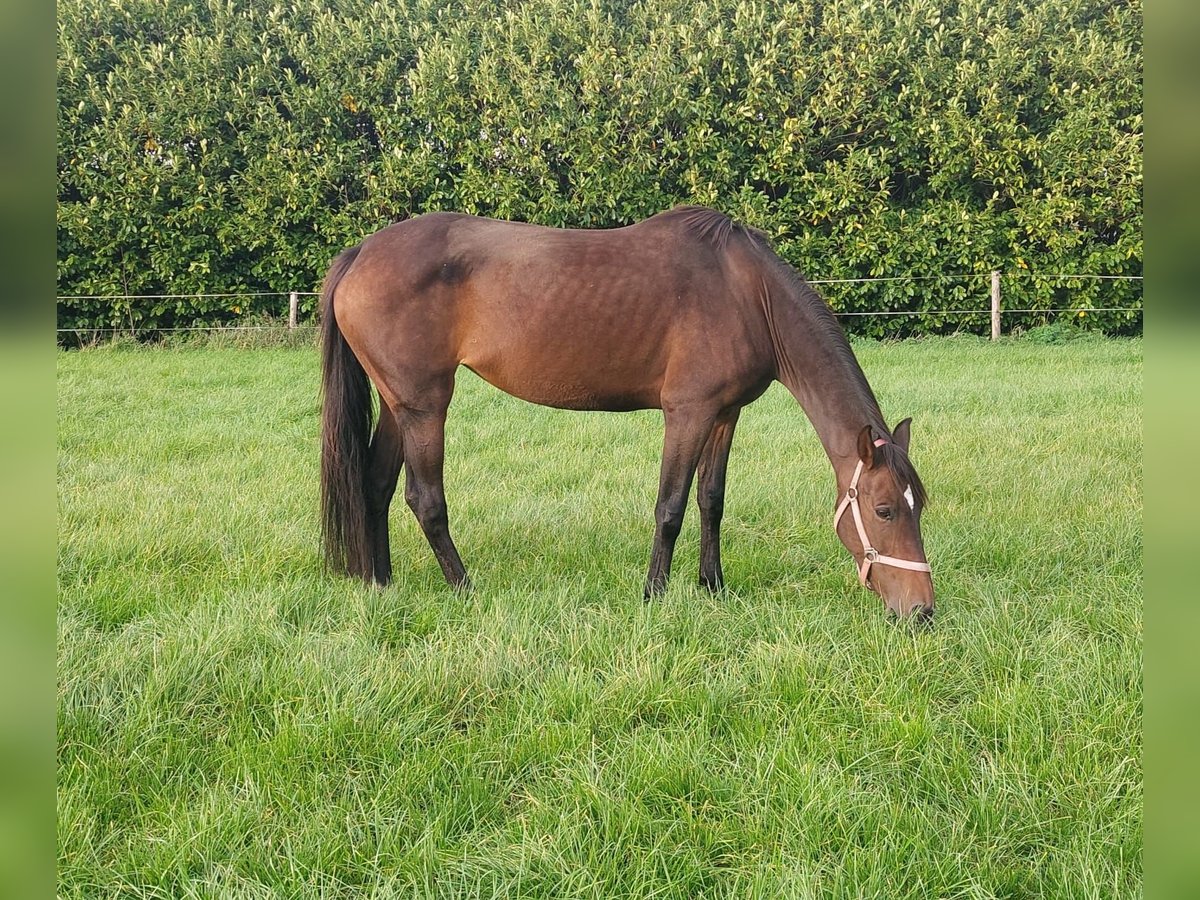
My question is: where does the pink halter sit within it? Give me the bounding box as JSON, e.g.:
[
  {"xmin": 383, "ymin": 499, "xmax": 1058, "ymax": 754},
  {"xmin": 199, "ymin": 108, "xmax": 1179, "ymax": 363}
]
[{"xmin": 834, "ymin": 438, "xmax": 932, "ymax": 588}]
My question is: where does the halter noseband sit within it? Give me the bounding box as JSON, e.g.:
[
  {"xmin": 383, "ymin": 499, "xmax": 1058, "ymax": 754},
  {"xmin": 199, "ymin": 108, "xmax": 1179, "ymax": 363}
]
[{"xmin": 834, "ymin": 438, "xmax": 932, "ymax": 588}]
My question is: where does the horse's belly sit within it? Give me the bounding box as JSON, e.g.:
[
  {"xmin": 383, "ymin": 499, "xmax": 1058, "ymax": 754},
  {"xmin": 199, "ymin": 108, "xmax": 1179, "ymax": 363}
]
[{"xmin": 461, "ymin": 361, "xmax": 662, "ymax": 412}]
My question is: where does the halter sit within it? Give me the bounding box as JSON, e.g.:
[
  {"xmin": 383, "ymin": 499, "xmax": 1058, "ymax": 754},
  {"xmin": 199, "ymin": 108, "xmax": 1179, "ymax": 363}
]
[{"xmin": 834, "ymin": 438, "xmax": 932, "ymax": 588}]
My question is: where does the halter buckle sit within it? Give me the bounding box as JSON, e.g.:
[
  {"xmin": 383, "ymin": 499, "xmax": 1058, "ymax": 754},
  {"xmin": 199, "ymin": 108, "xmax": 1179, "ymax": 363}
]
[
  {"xmin": 864, "ymin": 548, "xmax": 879, "ymax": 562},
  {"xmin": 846, "ymin": 487, "xmax": 858, "ymax": 500}
]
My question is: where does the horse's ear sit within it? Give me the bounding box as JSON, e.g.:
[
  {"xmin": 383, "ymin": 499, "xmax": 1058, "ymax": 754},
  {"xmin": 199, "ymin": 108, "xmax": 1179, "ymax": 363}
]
[
  {"xmin": 857, "ymin": 425, "xmax": 877, "ymax": 467},
  {"xmin": 892, "ymin": 417, "xmax": 913, "ymax": 452}
]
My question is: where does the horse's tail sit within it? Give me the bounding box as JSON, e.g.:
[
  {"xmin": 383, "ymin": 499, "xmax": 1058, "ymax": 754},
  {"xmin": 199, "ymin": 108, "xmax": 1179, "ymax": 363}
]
[{"xmin": 319, "ymin": 244, "xmax": 374, "ymax": 580}]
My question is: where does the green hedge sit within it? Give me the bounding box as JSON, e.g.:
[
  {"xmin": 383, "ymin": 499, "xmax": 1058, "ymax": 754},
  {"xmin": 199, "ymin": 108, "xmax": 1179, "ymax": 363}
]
[{"xmin": 57, "ymin": 0, "xmax": 1142, "ymax": 336}]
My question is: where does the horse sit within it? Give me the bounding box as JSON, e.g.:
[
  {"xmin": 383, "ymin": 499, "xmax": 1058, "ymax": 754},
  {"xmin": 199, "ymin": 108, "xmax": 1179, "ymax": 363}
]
[{"xmin": 319, "ymin": 206, "xmax": 933, "ymax": 618}]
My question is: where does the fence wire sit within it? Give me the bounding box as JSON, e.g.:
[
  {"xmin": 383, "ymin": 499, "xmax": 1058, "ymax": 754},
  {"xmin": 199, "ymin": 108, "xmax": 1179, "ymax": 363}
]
[{"xmin": 56, "ymin": 273, "xmax": 1141, "ymax": 334}]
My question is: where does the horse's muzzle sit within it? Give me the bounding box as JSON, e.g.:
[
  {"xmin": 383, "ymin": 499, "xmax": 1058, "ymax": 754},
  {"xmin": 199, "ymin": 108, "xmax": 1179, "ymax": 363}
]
[{"xmin": 886, "ymin": 598, "xmax": 934, "ymax": 624}]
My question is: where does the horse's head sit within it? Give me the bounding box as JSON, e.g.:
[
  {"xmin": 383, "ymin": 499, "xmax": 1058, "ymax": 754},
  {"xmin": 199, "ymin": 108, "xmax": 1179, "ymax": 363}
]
[{"xmin": 834, "ymin": 418, "xmax": 934, "ymax": 621}]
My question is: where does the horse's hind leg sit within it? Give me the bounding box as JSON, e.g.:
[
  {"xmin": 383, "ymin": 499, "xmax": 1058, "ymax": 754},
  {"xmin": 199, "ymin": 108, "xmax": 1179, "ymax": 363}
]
[
  {"xmin": 696, "ymin": 407, "xmax": 741, "ymax": 591},
  {"xmin": 644, "ymin": 407, "xmax": 718, "ymax": 599},
  {"xmin": 396, "ymin": 394, "xmax": 471, "ymax": 590},
  {"xmin": 365, "ymin": 405, "xmax": 404, "ymax": 586}
]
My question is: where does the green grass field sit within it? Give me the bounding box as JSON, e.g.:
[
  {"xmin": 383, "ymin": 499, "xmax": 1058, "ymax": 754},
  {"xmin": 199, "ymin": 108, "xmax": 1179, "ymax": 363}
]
[{"xmin": 57, "ymin": 335, "xmax": 1141, "ymax": 899}]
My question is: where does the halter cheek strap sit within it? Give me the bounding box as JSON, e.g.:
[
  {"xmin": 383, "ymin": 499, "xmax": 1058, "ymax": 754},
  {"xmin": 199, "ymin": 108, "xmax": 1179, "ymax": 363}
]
[{"xmin": 834, "ymin": 438, "xmax": 932, "ymax": 588}]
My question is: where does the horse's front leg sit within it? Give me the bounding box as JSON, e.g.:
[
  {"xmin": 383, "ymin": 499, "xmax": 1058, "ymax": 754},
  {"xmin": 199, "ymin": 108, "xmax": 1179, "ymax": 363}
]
[
  {"xmin": 644, "ymin": 407, "xmax": 718, "ymax": 599},
  {"xmin": 696, "ymin": 407, "xmax": 741, "ymax": 591}
]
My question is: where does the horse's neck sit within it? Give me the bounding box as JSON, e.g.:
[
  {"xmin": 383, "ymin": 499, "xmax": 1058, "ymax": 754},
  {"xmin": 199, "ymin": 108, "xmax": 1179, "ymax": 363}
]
[{"xmin": 760, "ymin": 273, "xmax": 886, "ymax": 473}]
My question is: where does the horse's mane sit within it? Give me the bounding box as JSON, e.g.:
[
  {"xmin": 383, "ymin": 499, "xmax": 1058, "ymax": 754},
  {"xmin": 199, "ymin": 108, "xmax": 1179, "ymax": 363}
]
[
  {"xmin": 656, "ymin": 205, "xmax": 770, "ymax": 251},
  {"xmin": 723, "ymin": 220, "xmax": 931, "ymax": 508}
]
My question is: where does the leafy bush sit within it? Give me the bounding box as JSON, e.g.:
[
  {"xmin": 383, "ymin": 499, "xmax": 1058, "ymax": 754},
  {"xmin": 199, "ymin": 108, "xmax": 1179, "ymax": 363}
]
[
  {"xmin": 1018, "ymin": 320, "xmax": 1104, "ymax": 344},
  {"xmin": 57, "ymin": 0, "xmax": 1142, "ymax": 336}
]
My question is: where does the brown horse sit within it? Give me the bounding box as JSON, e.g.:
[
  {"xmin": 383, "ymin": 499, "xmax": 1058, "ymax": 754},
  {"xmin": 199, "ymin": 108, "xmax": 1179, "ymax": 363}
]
[{"xmin": 320, "ymin": 206, "xmax": 934, "ymax": 618}]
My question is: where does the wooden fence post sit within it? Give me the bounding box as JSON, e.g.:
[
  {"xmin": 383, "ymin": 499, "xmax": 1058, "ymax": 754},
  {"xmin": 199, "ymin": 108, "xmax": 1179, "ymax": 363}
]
[
  {"xmin": 288, "ymin": 291, "xmax": 299, "ymax": 329},
  {"xmin": 990, "ymin": 271, "xmax": 1001, "ymax": 341}
]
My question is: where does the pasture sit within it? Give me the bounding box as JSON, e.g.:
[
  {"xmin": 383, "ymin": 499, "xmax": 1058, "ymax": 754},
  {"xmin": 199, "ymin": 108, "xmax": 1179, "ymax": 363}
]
[{"xmin": 57, "ymin": 335, "xmax": 1141, "ymax": 898}]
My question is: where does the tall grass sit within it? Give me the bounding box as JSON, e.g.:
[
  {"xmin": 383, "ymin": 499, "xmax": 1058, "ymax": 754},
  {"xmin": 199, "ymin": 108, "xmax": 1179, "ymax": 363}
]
[{"xmin": 58, "ymin": 337, "xmax": 1141, "ymax": 898}]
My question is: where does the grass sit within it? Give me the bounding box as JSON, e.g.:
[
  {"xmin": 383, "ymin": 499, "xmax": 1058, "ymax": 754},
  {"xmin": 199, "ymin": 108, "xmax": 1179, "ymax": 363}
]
[{"xmin": 57, "ymin": 336, "xmax": 1142, "ymax": 899}]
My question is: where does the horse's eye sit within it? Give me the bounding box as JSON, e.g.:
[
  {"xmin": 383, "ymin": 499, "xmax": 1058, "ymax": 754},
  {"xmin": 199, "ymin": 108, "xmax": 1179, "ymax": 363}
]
[{"xmin": 874, "ymin": 506, "xmax": 894, "ymax": 521}]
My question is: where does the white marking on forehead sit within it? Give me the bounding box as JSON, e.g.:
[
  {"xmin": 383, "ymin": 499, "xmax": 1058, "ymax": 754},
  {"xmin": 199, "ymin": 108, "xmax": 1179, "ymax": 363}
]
[{"xmin": 903, "ymin": 485, "xmax": 915, "ymax": 510}]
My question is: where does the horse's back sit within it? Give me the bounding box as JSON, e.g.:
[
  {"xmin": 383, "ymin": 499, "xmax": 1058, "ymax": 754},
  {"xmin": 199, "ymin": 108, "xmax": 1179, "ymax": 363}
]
[
  {"xmin": 333, "ymin": 210, "xmax": 775, "ymax": 411},
  {"xmin": 351, "ymin": 207, "xmax": 739, "ymax": 294}
]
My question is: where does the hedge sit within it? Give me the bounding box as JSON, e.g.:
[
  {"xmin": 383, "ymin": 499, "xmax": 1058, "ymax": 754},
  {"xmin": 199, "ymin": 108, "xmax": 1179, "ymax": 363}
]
[{"xmin": 57, "ymin": 0, "xmax": 1142, "ymax": 336}]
